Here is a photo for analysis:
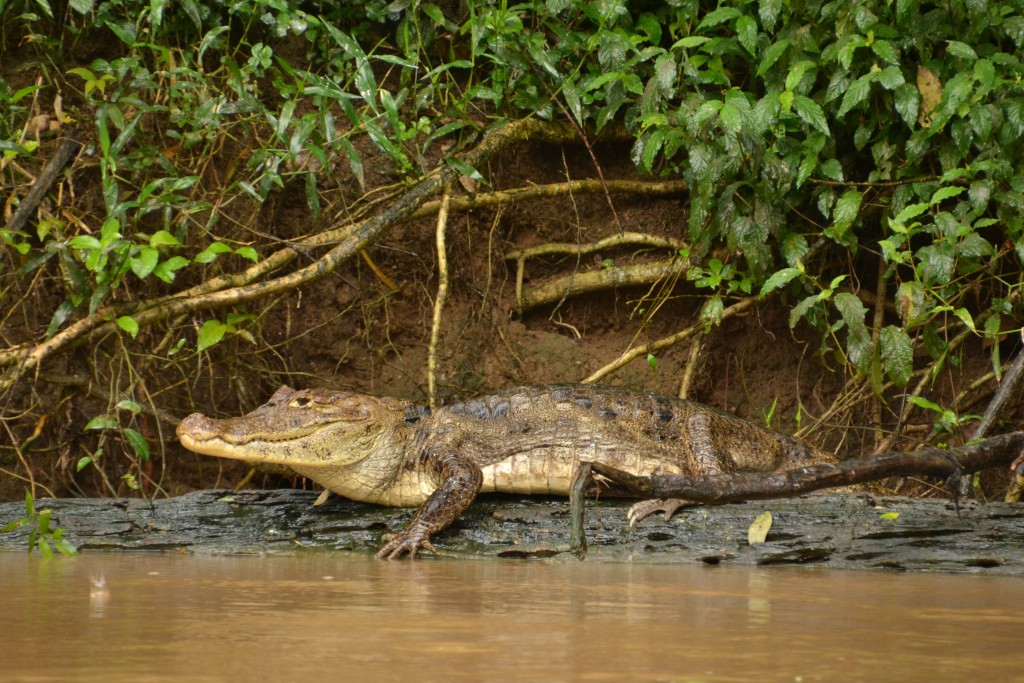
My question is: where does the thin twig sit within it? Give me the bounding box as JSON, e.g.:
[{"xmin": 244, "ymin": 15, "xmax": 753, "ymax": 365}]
[
  {"xmin": 428, "ymin": 192, "xmax": 451, "ymax": 409},
  {"xmin": 583, "ymin": 296, "xmax": 759, "ymax": 384}
]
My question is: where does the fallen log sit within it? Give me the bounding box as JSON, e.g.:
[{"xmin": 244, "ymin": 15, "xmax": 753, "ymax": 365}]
[{"xmin": 1, "ymin": 490, "xmax": 1023, "ymax": 575}]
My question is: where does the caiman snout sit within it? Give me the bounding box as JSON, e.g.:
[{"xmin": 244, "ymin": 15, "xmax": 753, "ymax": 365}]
[{"xmin": 176, "ymin": 413, "xmax": 219, "ymax": 450}]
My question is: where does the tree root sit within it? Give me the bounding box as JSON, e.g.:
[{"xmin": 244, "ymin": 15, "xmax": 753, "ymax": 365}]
[
  {"xmin": 505, "ymin": 231, "xmax": 688, "ymax": 314},
  {"xmin": 0, "ymin": 119, "xmax": 621, "ymax": 394},
  {"xmin": 427, "ymin": 193, "xmax": 451, "ymax": 408}
]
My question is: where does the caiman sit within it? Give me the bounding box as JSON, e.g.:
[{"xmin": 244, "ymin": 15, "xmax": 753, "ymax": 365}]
[{"xmin": 176, "ymin": 384, "xmax": 828, "ymax": 559}]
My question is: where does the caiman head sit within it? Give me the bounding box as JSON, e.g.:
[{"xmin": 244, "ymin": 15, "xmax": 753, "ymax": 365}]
[{"xmin": 176, "ymin": 386, "xmax": 406, "ymax": 467}]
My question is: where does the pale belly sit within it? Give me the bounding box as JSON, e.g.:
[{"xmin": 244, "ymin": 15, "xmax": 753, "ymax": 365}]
[{"xmin": 296, "ymin": 450, "xmax": 686, "ymax": 507}]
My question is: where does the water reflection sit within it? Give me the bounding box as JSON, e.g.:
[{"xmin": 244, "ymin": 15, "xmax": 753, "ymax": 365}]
[{"xmin": 1, "ymin": 553, "xmax": 1021, "ymax": 682}]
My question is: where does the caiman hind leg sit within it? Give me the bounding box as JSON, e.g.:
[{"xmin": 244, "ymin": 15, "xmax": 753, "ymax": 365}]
[
  {"xmin": 376, "ymin": 451, "xmax": 484, "ymax": 560},
  {"xmin": 627, "ymin": 413, "xmax": 723, "ymax": 526}
]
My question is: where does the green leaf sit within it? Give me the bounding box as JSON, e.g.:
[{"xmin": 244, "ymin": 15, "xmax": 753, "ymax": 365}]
[
  {"xmin": 647, "ymin": 353, "xmax": 657, "ymax": 370},
  {"xmin": 973, "ymin": 59, "xmax": 995, "ymax": 89},
  {"xmin": 736, "ymin": 15, "xmax": 758, "ymax": 55},
  {"xmin": 338, "ymin": 137, "xmax": 364, "ymax": 190},
  {"xmin": 152, "ymin": 256, "xmax": 189, "ymax": 283},
  {"xmin": 916, "ymin": 242, "xmax": 955, "ymax": 284},
  {"xmin": 946, "ymin": 41, "xmax": 978, "ymax": 60},
  {"xmin": 893, "ymin": 83, "xmax": 920, "ymax": 127},
  {"xmin": 756, "ymin": 39, "xmax": 791, "ymax": 77},
  {"xmin": 833, "ymin": 292, "xmax": 871, "ymax": 373},
  {"xmin": 893, "ymin": 202, "xmax": 929, "ymax": 224},
  {"xmin": 46, "ymin": 300, "xmax": 77, "ymax": 339},
  {"xmin": 149, "ymin": 230, "xmax": 181, "ymax": 248},
  {"xmin": 197, "ymin": 320, "xmax": 228, "ymax": 351},
  {"xmin": 954, "ymin": 307, "xmax": 976, "ymax": 332},
  {"xmin": 789, "ymin": 294, "xmax": 819, "ymax": 328},
  {"xmin": 831, "ymin": 190, "xmax": 863, "ymax": 239},
  {"xmin": 116, "ymin": 399, "xmax": 144, "ymax": 414},
  {"xmin": 76, "ymin": 456, "xmax": 93, "ymax": 472},
  {"xmin": 84, "ymin": 415, "xmax": 118, "ymax": 430},
  {"xmin": 930, "ymin": 186, "xmax": 965, "ymax": 205},
  {"xmin": 836, "ymin": 73, "xmax": 874, "ymax": 118},
  {"xmin": 759, "ymin": 0, "xmax": 783, "ymax": 31},
  {"xmin": 67, "ymin": 67, "xmax": 96, "ymax": 82},
  {"xmin": 193, "ymin": 241, "xmax": 233, "ymax": 264},
  {"xmin": 123, "ymin": 428, "xmax": 150, "ymax": 462},
  {"xmin": 819, "ymin": 159, "xmax": 843, "ymax": 181},
  {"xmin": 719, "ymin": 102, "xmax": 743, "ymax": 133},
  {"xmin": 672, "ymin": 36, "xmax": 709, "ymax": 49},
  {"xmin": 877, "ymin": 66, "xmax": 905, "ymax": 90},
  {"xmin": 130, "ymin": 246, "xmax": 159, "ymax": 279},
  {"xmin": 68, "ymin": 235, "xmax": 101, "ymax": 251},
  {"xmin": 234, "ymin": 246, "xmax": 259, "ymax": 262},
  {"xmin": 759, "ymin": 267, "xmax": 802, "ymax": 298},
  {"xmin": 792, "ymin": 96, "xmax": 830, "ymax": 136},
  {"xmin": 909, "ymin": 395, "xmax": 943, "ymax": 413},
  {"xmin": 880, "ymin": 326, "xmax": 913, "ymax": 387},
  {"xmin": 871, "ymin": 40, "xmax": 899, "ymax": 65},
  {"xmin": 785, "ymin": 60, "xmax": 817, "ymax": 92},
  {"xmin": 878, "ymin": 511, "xmax": 900, "ymax": 520},
  {"xmin": 696, "ymin": 7, "xmax": 740, "ymax": 31},
  {"xmin": 116, "ymin": 316, "xmax": 139, "ymax": 339}
]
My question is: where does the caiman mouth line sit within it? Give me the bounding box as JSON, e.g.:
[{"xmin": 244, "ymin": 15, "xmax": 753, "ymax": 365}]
[{"xmin": 184, "ymin": 429, "xmax": 321, "ymax": 447}]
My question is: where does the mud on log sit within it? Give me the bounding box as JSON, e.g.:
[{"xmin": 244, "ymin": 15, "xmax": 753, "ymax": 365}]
[{"xmin": 1, "ymin": 491, "xmax": 1023, "ymax": 575}]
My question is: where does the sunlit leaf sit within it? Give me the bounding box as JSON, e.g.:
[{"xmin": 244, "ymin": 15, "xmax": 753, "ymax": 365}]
[
  {"xmin": 130, "ymin": 246, "xmax": 159, "ymax": 279},
  {"xmin": 194, "ymin": 241, "xmax": 233, "ymax": 264},
  {"xmin": 197, "ymin": 319, "xmax": 228, "ymax": 351},
  {"xmin": 116, "ymin": 316, "xmax": 139, "ymax": 339},
  {"xmin": 84, "ymin": 415, "xmax": 118, "ymax": 430},
  {"xmin": 234, "ymin": 246, "xmax": 259, "ymax": 262},
  {"xmin": 759, "ymin": 267, "xmax": 802, "ymax": 298}
]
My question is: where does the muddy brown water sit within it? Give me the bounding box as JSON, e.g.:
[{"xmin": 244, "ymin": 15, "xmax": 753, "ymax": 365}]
[{"xmin": 2, "ymin": 553, "xmax": 1021, "ymax": 682}]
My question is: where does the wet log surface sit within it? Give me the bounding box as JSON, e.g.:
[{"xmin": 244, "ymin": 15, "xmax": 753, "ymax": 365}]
[{"xmin": 2, "ymin": 490, "xmax": 1023, "ymax": 575}]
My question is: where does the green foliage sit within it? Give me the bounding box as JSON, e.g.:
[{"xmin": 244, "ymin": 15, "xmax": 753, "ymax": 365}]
[
  {"xmin": 3, "ymin": 0, "xmax": 1022, "ymax": 429},
  {"xmin": 908, "ymin": 396, "xmax": 981, "ymax": 434},
  {"xmin": 78, "ymin": 398, "xmax": 151, "ymax": 474},
  {"xmin": 1, "ymin": 491, "xmax": 77, "ymax": 556}
]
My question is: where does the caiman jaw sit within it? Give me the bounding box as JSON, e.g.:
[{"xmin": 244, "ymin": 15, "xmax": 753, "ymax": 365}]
[{"xmin": 176, "ymin": 412, "xmax": 330, "ymax": 465}]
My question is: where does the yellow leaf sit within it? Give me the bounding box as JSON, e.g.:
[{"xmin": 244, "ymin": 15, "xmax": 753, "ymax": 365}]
[
  {"xmin": 879, "ymin": 511, "xmax": 900, "ymax": 520},
  {"xmin": 747, "ymin": 511, "xmax": 773, "ymax": 545},
  {"xmin": 916, "ymin": 65, "xmax": 942, "ymax": 128}
]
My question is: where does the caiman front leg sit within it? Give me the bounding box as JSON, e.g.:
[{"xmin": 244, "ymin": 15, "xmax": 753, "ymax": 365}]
[
  {"xmin": 627, "ymin": 413, "xmax": 723, "ymax": 526},
  {"xmin": 376, "ymin": 451, "xmax": 484, "ymax": 560}
]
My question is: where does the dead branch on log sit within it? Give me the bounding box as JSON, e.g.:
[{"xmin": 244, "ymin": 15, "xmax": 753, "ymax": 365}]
[
  {"xmin": 4, "ymin": 130, "xmax": 82, "ymax": 235},
  {"xmin": 586, "ymin": 431, "xmax": 1024, "ymax": 503}
]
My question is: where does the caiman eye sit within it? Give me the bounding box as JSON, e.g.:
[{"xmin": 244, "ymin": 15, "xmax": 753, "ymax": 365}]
[{"xmin": 290, "ymin": 397, "xmax": 311, "ymax": 408}]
